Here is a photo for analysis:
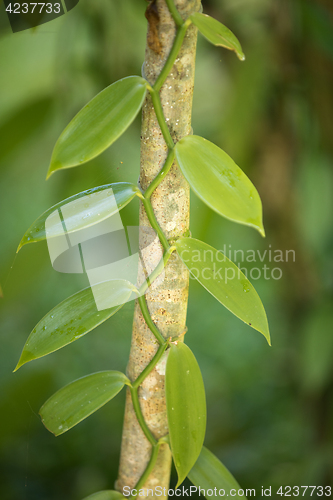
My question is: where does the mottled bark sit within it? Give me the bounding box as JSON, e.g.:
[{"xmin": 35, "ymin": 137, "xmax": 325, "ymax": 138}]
[{"xmin": 117, "ymin": 0, "xmax": 200, "ymax": 494}]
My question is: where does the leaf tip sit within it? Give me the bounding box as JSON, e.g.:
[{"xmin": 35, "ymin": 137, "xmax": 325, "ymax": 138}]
[
  {"xmin": 47, "ymin": 152, "xmax": 61, "ymax": 179},
  {"xmin": 46, "ymin": 167, "xmax": 55, "ymax": 180},
  {"xmin": 262, "ymin": 326, "xmax": 271, "ymax": 346},
  {"xmin": 249, "ymin": 316, "xmax": 270, "ymax": 346},
  {"xmin": 175, "ymin": 479, "xmax": 182, "ymax": 490},
  {"xmin": 40, "ymin": 414, "xmax": 58, "ymax": 436},
  {"xmin": 16, "ymin": 240, "xmax": 24, "ymax": 253},
  {"xmin": 13, "ymin": 361, "xmax": 22, "ymax": 373},
  {"xmin": 255, "ymin": 309, "xmax": 270, "ymax": 345},
  {"xmin": 267, "ymin": 332, "xmax": 272, "ymax": 347},
  {"xmin": 257, "ymin": 222, "xmax": 266, "ymax": 238},
  {"xmin": 14, "ymin": 350, "xmax": 35, "ymax": 372}
]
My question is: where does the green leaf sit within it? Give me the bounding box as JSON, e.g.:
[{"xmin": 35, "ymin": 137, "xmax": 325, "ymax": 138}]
[
  {"xmin": 174, "ymin": 136, "xmax": 265, "ymax": 236},
  {"xmin": 17, "ymin": 182, "xmax": 140, "ymax": 252},
  {"xmin": 47, "ymin": 76, "xmax": 147, "ymax": 177},
  {"xmin": 82, "ymin": 492, "xmax": 125, "ymax": 500},
  {"xmin": 188, "ymin": 446, "xmax": 246, "ymax": 499},
  {"xmin": 166, "ymin": 342, "xmax": 206, "ymax": 487},
  {"xmin": 40, "ymin": 371, "xmax": 130, "ymax": 436},
  {"xmin": 190, "ymin": 13, "xmax": 245, "ymax": 61},
  {"xmin": 175, "ymin": 238, "xmax": 270, "ymax": 344},
  {"xmin": 14, "ymin": 280, "xmax": 134, "ymax": 371}
]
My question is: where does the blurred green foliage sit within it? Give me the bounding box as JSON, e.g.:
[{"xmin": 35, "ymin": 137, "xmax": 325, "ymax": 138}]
[{"xmin": 0, "ymin": 0, "xmax": 333, "ymax": 498}]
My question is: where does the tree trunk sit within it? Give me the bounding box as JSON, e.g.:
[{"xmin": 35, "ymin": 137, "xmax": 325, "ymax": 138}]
[{"xmin": 117, "ymin": 0, "xmax": 200, "ymax": 494}]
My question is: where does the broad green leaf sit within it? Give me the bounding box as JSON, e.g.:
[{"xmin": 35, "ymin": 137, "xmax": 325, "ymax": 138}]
[
  {"xmin": 175, "ymin": 238, "xmax": 270, "ymax": 344},
  {"xmin": 174, "ymin": 136, "xmax": 265, "ymax": 236},
  {"xmin": 190, "ymin": 13, "xmax": 245, "ymax": 61},
  {"xmin": 17, "ymin": 183, "xmax": 140, "ymax": 251},
  {"xmin": 82, "ymin": 492, "xmax": 125, "ymax": 500},
  {"xmin": 47, "ymin": 76, "xmax": 147, "ymax": 177},
  {"xmin": 14, "ymin": 280, "xmax": 134, "ymax": 371},
  {"xmin": 188, "ymin": 446, "xmax": 246, "ymax": 499},
  {"xmin": 166, "ymin": 342, "xmax": 206, "ymax": 487},
  {"xmin": 40, "ymin": 371, "xmax": 130, "ymax": 436}
]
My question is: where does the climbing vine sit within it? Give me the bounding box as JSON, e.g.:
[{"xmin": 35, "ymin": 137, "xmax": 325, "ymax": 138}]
[{"xmin": 15, "ymin": 1, "xmax": 269, "ymax": 498}]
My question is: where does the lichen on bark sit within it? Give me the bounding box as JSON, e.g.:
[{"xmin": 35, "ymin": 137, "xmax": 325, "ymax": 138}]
[{"xmin": 117, "ymin": 0, "xmax": 201, "ymax": 494}]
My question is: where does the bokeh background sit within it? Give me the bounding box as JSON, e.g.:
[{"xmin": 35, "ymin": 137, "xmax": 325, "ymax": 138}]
[{"xmin": 1, "ymin": 0, "xmax": 333, "ymax": 498}]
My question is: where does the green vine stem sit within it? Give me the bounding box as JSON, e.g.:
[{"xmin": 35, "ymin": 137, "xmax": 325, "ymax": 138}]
[
  {"xmin": 144, "ymin": 149, "xmax": 175, "ymax": 200},
  {"xmin": 137, "ymin": 295, "xmax": 166, "ymax": 346},
  {"xmin": 117, "ymin": 0, "xmax": 199, "ymax": 492},
  {"xmin": 146, "ymin": 87, "xmax": 174, "ymax": 149},
  {"xmin": 130, "ymin": 387, "xmax": 157, "ymax": 447},
  {"xmin": 153, "ymin": 19, "xmax": 192, "ymax": 92},
  {"xmin": 138, "ymin": 246, "xmax": 176, "ymax": 295},
  {"xmin": 132, "ymin": 344, "xmax": 168, "ymax": 390},
  {"xmin": 138, "ymin": 194, "xmax": 170, "ymax": 251},
  {"xmin": 165, "ymin": 0, "xmax": 184, "ymax": 27}
]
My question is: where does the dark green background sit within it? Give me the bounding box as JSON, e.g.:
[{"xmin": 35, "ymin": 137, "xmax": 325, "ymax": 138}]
[{"xmin": 0, "ymin": 0, "xmax": 333, "ymax": 498}]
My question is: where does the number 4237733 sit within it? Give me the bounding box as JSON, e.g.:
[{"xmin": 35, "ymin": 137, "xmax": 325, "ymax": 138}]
[
  {"xmin": 6, "ymin": 3, "xmax": 61, "ymax": 14},
  {"xmin": 276, "ymin": 486, "xmax": 331, "ymax": 496}
]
